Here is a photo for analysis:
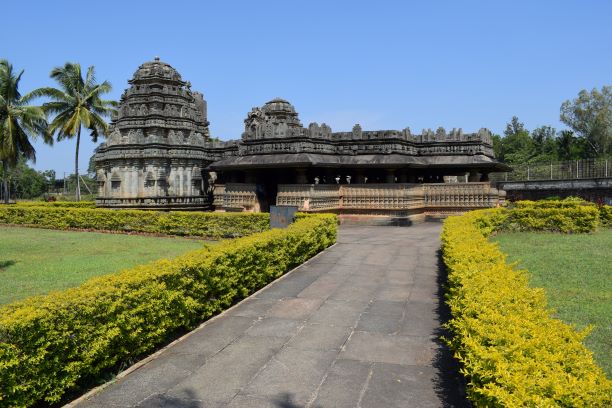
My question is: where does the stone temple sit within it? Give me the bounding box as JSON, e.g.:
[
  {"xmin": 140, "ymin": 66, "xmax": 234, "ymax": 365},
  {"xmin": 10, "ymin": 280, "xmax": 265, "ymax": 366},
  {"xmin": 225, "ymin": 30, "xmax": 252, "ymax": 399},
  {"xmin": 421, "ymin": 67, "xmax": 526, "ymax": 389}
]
[{"xmin": 95, "ymin": 59, "xmax": 508, "ymax": 219}]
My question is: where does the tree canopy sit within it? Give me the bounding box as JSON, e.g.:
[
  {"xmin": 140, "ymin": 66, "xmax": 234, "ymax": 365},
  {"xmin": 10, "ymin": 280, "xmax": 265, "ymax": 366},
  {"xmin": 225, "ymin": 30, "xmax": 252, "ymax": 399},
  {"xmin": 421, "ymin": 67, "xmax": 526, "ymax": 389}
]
[
  {"xmin": 471, "ymin": 85, "xmax": 612, "ymax": 165},
  {"xmin": 560, "ymin": 86, "xmax": 611, "ymax": 157},
  {"xmin": 36, "ymin": 63, "xmax": 116, "ymax": 200},
  {"xmin": 0, "ymin": 59, "xmax": 50, "ymax": 202}
]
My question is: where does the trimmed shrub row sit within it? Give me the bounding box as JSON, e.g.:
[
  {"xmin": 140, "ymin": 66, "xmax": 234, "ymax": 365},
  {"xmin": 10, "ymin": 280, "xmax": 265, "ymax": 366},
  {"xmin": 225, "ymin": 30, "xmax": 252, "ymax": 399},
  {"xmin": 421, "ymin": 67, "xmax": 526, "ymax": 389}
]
[
  {"xmin": 502, "ymin": 204, "xmax": 601, "ymax": 233},
  {"xmin": 442, "ymin": 209, "xmax": 612, "ymax": 407},
  {"xmin": 509, "ymin": 199, "xmax": 612, "ymax": 231},
  {"xmin": 0, "ymin": 206, "xmax": 269, "ymax": 239},
  {"xmin": 0, "ymin": 213, "xmax": 337, "ymax": 407}
]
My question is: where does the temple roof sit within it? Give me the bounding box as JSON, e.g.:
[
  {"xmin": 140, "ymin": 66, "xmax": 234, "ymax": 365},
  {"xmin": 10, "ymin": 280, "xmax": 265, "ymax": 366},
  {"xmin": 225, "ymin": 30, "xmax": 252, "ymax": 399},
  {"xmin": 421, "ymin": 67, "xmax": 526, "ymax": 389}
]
[
  {"xmin": 209, "ymin": 153, "xmax": 511, "ymax": 171},
  {"xmin": 129, "ymin": 57, "xmax": 183, "ymax": 83}
]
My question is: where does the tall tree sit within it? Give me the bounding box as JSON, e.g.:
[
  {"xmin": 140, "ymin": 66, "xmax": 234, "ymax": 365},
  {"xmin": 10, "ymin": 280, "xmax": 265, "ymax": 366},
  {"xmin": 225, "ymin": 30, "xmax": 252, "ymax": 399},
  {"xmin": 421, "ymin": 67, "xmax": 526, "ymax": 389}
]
[
  {"xmin": 36, "ymin": 63, "xmax": 116, "ymax": 200},
  {"xmin": 500, "ymin": 116, "xmax": 535, "ymax": 163},
  {"xmin": 530, "ymin": 125, "xmax": 557, "ymax": 162},
  {"xmin": 556, "ymin": 130, "xmax": 581, "ymax": 161},
  {"xmin": 560, "ymin": 86, "xmax": 612, "ymax": 157},
  {"xmin": 0, "ymin": 59, "xmax": 49, "ymax": 203}
]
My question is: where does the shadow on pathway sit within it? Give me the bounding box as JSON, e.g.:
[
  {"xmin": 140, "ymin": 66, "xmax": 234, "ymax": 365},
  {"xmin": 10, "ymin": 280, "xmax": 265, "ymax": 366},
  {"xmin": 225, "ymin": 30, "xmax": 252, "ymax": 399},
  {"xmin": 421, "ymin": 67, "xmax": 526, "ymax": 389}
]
[{"xmin": 432, "ymin": 250, "xmax": 470, "ymax": 407}]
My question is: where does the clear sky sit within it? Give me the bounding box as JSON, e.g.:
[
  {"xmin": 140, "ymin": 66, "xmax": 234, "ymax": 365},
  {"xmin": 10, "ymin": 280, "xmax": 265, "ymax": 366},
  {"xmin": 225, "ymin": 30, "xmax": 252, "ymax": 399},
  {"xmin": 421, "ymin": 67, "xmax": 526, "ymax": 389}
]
[{"xmin": 3, "ymin": 0, "xmax": 611, "ymax": 175}]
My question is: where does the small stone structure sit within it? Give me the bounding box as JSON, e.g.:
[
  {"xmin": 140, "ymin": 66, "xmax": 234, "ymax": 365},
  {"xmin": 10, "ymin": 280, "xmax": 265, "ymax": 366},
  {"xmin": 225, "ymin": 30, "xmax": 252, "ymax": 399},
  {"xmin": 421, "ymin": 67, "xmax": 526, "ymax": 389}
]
[{"xmin": 95, "ymin": 59, "xmax": 508, "ymax": 215}]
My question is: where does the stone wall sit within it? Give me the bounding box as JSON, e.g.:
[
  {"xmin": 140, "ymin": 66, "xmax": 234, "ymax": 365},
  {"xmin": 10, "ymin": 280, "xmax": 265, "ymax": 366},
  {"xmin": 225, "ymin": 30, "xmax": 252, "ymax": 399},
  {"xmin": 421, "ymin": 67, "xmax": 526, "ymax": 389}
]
[
  {"xmin": 496, "ymin": 178, "xmax": 612, "ymax": 204},
  {"xmin": 215, "ymin": 182, "xmax": 504, "ymax": 217}
]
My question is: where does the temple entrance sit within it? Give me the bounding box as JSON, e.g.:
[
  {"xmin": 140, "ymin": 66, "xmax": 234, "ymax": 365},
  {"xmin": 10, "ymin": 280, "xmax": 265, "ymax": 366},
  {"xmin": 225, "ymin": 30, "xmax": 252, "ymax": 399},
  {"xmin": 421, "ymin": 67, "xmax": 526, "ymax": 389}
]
[
  {"xmin": 256, "ymin": 181, "xmax": 278, "ymax": 212},
  {"xmin": 252, "ymin": 169, "xmax": 286, "ymax": 212}
]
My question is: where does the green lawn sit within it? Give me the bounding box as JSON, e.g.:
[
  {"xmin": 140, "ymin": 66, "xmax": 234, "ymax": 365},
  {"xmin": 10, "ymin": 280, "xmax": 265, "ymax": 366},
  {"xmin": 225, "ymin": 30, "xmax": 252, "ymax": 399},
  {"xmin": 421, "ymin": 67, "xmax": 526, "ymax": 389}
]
[
  {"xmin": 0, "ymin": 226, "xmax": 209, "ymax": 305},
  {"xmin": 492, "ymin": 229, "xmax": 612, "ymax": 378}
]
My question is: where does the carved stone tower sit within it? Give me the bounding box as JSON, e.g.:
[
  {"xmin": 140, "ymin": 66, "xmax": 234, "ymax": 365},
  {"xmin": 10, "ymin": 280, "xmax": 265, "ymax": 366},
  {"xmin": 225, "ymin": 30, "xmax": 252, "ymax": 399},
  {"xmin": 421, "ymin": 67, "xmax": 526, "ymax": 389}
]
[{"xmin": 95, "ymin": 58, "xmax": 214, "ymax": 209}]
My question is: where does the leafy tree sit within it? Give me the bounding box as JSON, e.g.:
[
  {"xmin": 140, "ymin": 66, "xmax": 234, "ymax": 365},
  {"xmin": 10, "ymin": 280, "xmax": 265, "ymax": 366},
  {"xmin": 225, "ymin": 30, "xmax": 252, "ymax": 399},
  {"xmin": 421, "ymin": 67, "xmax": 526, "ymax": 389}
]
[
  {"xmin": 491, "ymin": 133, "xmax": 504, "ymax": 159},
  {"xmin": 530, "ymin": 125, "xmax": 557, "ymax": 162},
  {"xmin": 499, "ymin": 116, "xmax": 535, "ymax": 163},
  {"xmin": 555, "ymin": 130, "xmax": 588, "ymax": 161},
  {"xmin": 36, "ymin": 63, "xmax": 116, "ymax": 201},
  {"xmin": 560, "ymin": 86, "xmax": 612, "ymax": 157},
  {"xmin": 0, "ymin": 60, "xmax": 50, "ymax": 203},
  {"xmin": 505, "ymin": 115, "xmax": 526, "ymax": 137},
  {"xmin": 0, "ymin": 156, "xmax": 51, "ymax": 199}
]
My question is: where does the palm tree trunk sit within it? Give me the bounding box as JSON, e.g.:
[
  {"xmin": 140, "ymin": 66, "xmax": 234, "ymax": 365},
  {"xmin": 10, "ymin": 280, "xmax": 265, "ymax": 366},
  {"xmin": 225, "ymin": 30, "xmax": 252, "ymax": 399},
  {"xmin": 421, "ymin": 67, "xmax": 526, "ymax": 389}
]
[
  {"xmin": 75, "ymin": 127, "xmax": 81, "ymax": 201},
  {"xmin": 2, "ymin": 161, "xmax": 9, "ymax": 204}
]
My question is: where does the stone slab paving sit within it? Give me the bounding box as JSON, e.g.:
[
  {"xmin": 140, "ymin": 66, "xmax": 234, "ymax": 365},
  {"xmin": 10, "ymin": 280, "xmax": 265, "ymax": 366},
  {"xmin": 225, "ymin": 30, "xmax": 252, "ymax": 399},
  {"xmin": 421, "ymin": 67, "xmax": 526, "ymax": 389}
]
[{"xmin": 75, "ymin": 223, "xmax": 467, "ymax": 408}]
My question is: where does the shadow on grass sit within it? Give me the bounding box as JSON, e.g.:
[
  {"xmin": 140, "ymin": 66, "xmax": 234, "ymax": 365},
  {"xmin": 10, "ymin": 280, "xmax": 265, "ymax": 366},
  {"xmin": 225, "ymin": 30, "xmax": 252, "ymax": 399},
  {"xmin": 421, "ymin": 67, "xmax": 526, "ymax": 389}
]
[
  {"xmin": 0, "ymin": 260, "xmax": 16, "ymax": 270},
  {"xmin": 432, "ymin": 249, "xmax": 471, "ymax": 407}
]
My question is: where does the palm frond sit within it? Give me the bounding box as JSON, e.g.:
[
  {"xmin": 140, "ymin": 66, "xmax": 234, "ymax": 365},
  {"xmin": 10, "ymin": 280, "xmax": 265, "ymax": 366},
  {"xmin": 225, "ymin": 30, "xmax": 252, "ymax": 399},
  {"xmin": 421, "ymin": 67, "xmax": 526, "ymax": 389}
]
[
  {"xmin": 0, "ymin": 60, "xmax": 49, "ymax": 167},
  {"xmin": 84, "ymin": 66, "xmax": 96, "ymax": 90},
  {"xmin": 41, "ymin": 101, "xmax": 73, "ymax": 116}
]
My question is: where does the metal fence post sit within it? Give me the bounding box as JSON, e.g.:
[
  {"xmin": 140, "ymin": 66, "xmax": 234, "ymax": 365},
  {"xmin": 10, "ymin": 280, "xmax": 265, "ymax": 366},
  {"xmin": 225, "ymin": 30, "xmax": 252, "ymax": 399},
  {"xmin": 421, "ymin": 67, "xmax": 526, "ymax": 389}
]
[
  {"xmin": 550, "ymin": 163, "xmax": 553, "ymax": 180},
  {"xmin": 576, "ymin": 160, "xmax": 579, "ymax": 179}
]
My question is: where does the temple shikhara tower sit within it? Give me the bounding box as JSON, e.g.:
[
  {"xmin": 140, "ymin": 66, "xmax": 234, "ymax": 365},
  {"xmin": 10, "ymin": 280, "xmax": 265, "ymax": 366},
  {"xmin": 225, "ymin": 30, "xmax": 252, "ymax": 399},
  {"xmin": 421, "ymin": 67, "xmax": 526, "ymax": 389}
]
[
  {"xmin": 95, "ymin": 57, "xmax": 218, "ymax": 209},
  {"xmin": 95, "ymin": 59, "xmax": 509, "ymax": 219}
]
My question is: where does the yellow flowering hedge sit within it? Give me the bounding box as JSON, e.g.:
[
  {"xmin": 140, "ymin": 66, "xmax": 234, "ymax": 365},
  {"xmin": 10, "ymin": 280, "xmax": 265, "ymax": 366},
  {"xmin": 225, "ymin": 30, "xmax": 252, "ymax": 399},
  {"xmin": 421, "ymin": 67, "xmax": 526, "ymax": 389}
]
[
  {"xmin": 599, "ymin": 205, "xmax": 612, "ymax": 227},
  {"xmin": 442, "ymin": 208, "xmax": 612, "ymax": 407},
  {"xmin": 0, "ymin": 213, "xmax": 337, "ymax": 407},
  {"xmin": 0, "ymin": 206, "xmax": 269, "ymax": 239},
  {"xmin": 502, "ymin": 200, "xmax": 601, "ymax": 233}
]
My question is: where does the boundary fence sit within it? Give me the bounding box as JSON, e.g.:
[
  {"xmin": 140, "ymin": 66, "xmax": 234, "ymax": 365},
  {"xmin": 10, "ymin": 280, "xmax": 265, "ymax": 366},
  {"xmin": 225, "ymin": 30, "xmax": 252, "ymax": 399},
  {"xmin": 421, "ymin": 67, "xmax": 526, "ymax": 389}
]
[{"xmin": 490, "ymin": 157, "xmax": 611, "ymax": 182}]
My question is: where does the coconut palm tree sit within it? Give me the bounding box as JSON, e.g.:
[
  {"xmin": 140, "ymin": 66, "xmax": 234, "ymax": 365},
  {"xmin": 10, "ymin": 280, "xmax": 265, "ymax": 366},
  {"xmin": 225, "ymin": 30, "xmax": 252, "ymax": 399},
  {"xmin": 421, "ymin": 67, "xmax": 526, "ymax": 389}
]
[
  {"xmin": 0, "ymin": 59, "xmax": 50, "ymax": 203},
  {"xmin": 37, "ymin": 63, "xmax": 116, "ymax": 200}
]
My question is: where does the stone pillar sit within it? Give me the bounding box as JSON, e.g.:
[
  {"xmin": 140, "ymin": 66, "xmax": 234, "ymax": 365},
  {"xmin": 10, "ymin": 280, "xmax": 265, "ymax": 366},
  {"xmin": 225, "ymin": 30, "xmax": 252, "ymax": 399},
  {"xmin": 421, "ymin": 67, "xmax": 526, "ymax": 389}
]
[
  {"xmin": 185, "ymin": 166, "xmax": 190, "ymax": 196},
  {"xmin": 122, "ymin": 165, "xmax": 128, "ymax": 196},
  {"xmin": 468, "ymin": 170, "xmax": 480, "ymax": 182},
  {"xmin": 136, "ymin": 166, "xmax": 141, "ymax": 195},
  {"xmin": 385, "ymin": 169, "xmax": 396, "ymax": 183},
  {"xmin": 295, "ymin": 168, "xmax": 308, "ymax": 184}
]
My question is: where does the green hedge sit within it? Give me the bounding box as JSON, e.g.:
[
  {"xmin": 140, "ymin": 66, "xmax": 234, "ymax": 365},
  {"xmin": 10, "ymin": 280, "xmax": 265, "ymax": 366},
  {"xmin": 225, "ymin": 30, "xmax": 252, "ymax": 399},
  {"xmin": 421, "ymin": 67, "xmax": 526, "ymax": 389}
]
[
  {"xmin": 599, "ymin": 205, "xmax": 612, "ymax": 227},
  {"xmin": 509, "ymin": 200, "xmax": 612, "ymax": 231},
  {"xmin": 0, "ymin": 206, "xmax": 269, "ymax": 239},
  {"xmin": 442, "ymin": 208, "xmax": 612, "ymax": 407},
  {"xmin": 513, "ymin": 197, "xmax": 588, "ymax": 209},
  {"xmin": 0, "ymin": 213, "xmax": 337, "ymax": 407},
  {"xmin": 502, "ymin": 204, "xmax": 600, "ymax": 233}
]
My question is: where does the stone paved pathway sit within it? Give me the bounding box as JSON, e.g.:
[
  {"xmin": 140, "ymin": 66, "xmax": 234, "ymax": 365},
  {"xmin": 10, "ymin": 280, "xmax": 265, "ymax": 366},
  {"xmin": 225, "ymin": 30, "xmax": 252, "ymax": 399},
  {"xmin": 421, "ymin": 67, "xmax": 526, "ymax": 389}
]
[{"xmin": 76, "ymin": 223, "xmax": 467, "ymax": 408}]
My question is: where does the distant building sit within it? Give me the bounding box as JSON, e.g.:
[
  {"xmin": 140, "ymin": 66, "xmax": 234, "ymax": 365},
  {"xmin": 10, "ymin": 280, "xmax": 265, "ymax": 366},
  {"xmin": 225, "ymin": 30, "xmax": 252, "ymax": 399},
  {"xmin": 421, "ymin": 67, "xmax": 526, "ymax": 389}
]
[{"xmin": 95, "ymin": 59, "xmax": 508, "ymax": 216}]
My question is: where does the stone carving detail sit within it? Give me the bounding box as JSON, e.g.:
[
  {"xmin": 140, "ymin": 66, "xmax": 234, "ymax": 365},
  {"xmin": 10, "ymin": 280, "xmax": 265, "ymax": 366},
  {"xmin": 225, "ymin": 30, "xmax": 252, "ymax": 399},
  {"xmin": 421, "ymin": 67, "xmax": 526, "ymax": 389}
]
[
  {"xmin": 217, "ymin": 183, "xmax": 258, "ymax": 211},
  {"xmin": 275, "ymin": 183, "xmax": 503, "ymax": 213}
]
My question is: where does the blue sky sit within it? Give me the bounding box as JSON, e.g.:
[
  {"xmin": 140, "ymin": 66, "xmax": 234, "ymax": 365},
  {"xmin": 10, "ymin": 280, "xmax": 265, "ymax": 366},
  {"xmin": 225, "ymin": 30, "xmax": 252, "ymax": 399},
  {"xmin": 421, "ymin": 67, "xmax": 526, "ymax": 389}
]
[{"xmin": 3, "ymin": 0, "xmax": 611, "ymax": 174}]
